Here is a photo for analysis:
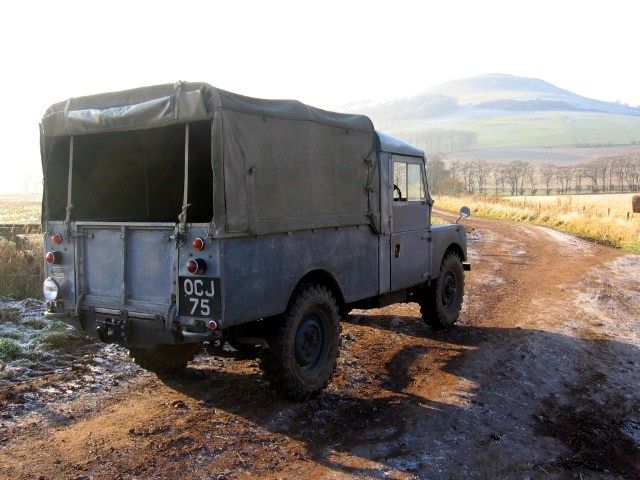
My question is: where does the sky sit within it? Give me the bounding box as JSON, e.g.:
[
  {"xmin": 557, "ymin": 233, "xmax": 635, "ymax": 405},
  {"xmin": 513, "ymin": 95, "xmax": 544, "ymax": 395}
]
[{"xmin": 1, "ymin": 0, "xmax": 638, "ymax": 193}]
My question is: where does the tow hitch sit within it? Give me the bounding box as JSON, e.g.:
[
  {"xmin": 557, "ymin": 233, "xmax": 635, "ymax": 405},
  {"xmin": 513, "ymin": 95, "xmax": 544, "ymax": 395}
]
[{"xmin": 97, "ymin": 317, "xmax": 130, "ymax": 345}]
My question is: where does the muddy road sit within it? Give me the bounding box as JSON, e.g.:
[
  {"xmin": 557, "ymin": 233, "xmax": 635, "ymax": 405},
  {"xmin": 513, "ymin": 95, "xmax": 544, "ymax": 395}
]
[{"xmin": 1, "ymin": 214, "xmax": 639, "ymax": 479}]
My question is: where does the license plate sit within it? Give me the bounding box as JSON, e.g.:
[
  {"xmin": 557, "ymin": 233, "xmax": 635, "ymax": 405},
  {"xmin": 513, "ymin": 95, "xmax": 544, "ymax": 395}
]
[{"xmin": 178, "ymin": 277, "xmax": 221, "ymax": 318}]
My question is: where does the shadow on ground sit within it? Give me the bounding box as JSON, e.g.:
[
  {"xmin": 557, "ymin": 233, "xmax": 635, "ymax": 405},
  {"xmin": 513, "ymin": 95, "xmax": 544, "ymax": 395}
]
[{"xmin": 161, "ymin": 314, "xmax": 640, "ymax": 479}]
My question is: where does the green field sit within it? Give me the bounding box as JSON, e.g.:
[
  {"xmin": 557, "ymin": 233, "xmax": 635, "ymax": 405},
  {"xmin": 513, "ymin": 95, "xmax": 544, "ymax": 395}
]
[{"xmin": 384, "ymin": 111, "xmax": 640, "ymax": 149}]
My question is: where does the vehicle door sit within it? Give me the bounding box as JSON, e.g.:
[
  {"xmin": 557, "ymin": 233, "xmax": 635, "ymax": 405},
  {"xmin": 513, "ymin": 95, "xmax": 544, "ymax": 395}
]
[{"xmin": 390, "ymin": 155, "xmax": 431, "ymax": 291}]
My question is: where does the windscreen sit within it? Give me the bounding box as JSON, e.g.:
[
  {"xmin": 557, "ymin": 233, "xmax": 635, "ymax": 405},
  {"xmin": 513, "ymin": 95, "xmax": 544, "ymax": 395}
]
[{"xmin": 42, "ymin": 121, "xmax": 212, "ymax": 223}]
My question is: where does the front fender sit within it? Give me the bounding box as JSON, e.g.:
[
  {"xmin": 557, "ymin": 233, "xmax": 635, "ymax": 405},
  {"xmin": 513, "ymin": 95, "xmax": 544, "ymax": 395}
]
[{"xmin": 429, "ymin": 224, "xmax": 468, "ymax": 278}]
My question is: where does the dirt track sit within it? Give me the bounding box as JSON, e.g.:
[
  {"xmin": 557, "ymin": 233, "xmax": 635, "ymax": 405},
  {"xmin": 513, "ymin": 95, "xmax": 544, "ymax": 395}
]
[{"xmin": 1, "ymin": 214, "xmax": 639, "ymax": 479}]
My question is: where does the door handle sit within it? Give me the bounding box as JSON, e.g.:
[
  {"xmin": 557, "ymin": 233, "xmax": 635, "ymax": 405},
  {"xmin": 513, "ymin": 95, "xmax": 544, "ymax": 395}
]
[{"xmin": 394, "ymin": 243, "xmax": 401, "ymax": 258}]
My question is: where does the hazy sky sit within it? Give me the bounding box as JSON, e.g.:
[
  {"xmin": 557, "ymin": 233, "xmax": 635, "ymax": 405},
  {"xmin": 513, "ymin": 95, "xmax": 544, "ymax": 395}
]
[{"xmin": 1, "ymin": 0, "xmax": 638, "ymax": 192}]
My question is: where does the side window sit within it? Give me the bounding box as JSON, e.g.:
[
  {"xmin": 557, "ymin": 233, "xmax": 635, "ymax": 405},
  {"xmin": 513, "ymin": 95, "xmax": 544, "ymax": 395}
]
[
  {"xmin": 393, "ymin": 161, "xmax": 407, "ymax": 202},
  {"xmin": 407, "ymin": 163, "xmax": 424, "ymax": 201},
  {"xmin": 393, "ymin": 160, "xmax": 426, "ymax": 202}
]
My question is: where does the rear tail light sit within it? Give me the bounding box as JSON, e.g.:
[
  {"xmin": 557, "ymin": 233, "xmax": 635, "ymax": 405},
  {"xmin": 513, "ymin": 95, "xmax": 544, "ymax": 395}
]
[
  {"xmin": 51, "ymin": 233, "xmax": 62, "ymax": 245},
  {"xmin": 207, "ymin": 320, "xmax": 218, "ymax": 330},
  {"xmin": 192, "ymin": 237, "xmax": 205, "ymax": 251},
  {"xmin": 186, "ymin": 258, "xmax": 206, "ymax": 275},
  {"xmin": 45, "ymin": 251, "xmax": 62, "ymax": 265}
]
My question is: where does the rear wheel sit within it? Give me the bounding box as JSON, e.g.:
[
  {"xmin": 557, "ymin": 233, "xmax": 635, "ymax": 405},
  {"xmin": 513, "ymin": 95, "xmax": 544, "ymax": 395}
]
[
  {"xmin": 260, "ymin": 283, "xmax": 341, "ymax": 400},
  {"xmin": 129, "ymin": 343, "xmax": 201, "ymax": 374},
  {"xmin": 419, "ymin": 252, "xmax": 465, "ymax": 329}
]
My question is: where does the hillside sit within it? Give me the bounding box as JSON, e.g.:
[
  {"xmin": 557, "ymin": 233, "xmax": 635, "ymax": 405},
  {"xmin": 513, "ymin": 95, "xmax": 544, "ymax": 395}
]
[
  {"xmin": 352, "ymin": 74, "xmax": 640, "ymax": 154},
  {"xmin": 424, "ymin": 73, "xmax": 640, "ymax": 116}
]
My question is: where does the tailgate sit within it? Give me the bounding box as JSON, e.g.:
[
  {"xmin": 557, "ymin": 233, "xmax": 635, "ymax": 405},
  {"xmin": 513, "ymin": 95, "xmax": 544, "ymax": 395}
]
[{"xmin": 77, "ymin": 223, "xmax": 175, "ymax": 315}]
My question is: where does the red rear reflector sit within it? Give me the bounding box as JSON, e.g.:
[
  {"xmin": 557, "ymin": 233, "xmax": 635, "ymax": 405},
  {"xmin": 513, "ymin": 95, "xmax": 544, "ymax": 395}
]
[
  {"xmin": 207, "ymin": 320, "xmax": 218, "ymax": 330},
  {"xmin": 186, "ymin": 258, "xmax": 206, "ymax": 275},
  {"xmin": 45, "ymin": 251, "xmax": 62, "ymax": 264},
  {"xmin": 192, "ymin": 237, "xmax": 205, "ymax": 251},
  {"xmin": 51, "ymin": 233, "xmax": 62, "ymax": 245}
]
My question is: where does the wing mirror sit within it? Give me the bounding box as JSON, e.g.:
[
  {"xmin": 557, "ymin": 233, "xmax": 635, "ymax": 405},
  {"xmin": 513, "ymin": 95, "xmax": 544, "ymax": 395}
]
[{"xmin": 456, "ymin": 206, "xmax": 471, "ymax": 223}]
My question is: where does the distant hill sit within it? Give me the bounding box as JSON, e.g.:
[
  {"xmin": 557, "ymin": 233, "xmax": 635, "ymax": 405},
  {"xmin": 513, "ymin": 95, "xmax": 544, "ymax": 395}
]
[
  {"xmin": 424, "ymin": 73, "xmax": 640, "ymax": 116},
  {"xmin": 349, "ymin": 74, "xmax": 640, "ymax": 154}
]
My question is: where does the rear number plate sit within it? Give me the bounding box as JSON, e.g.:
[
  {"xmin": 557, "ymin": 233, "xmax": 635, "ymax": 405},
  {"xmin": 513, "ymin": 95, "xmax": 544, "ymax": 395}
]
[{"xmin": 178, "ymin": 277, "xmax": 221, "ymax": 318}]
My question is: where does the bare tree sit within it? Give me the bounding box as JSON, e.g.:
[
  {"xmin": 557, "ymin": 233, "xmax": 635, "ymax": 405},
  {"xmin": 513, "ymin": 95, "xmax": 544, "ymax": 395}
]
[
  {"xmin": 612, "ymin": 156, "xmax": 627, "ymax": 192},
  {"xmin": 595, "ymin": 157, "xmax": 611, "ymax": 193},
  {"xmin": 491, "ymin": 163, "xmax": 504, "ymax": 195},
  {"xmin": 624, "ymin": 154, "xmax": 640, "ymax": 191},
  {"xmin": 526, "ymin": 164, "xmax": 537, "ymax": 195},
  {"xmin": 574, "ymin": 166, "xmax": 584, "ymax": 194},
  {"xmin": 583, "ymin": 162, "xmax": 599, "ymax": 193},
  {"xmin": 539, "ymin": 163, "xmax": 556, "ymax": 195},
  {"xmin": 475, "ymin": 161, "xmax": 491, "ymax": 195},
  {"xmin": 555, "ymin": 166, "xmax": 574, "ymax": 194},
  {"xmin": 459, "ymin": 161, "xmax": 476, "ymax": 194},
  {"xmin": 425, "ymin": 153, "xmax": 451, "ymax": 194},
  {"xmin": 555, "ymin": 168, "xmax": 564, "ymax": 194},
  {"xmin": 504, "ymin": 161, "xmax": 529, "ymax": 196},
  {"xmin": 562, "ymin": 167, "xmax": 575, "ymax": 195}
]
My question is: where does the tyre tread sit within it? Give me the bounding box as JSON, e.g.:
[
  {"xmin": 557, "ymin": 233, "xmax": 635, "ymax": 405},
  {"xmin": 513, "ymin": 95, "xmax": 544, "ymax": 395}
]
[{"xmin": 259, "ymin": 283, "xmax": 341, "ymax": 400}]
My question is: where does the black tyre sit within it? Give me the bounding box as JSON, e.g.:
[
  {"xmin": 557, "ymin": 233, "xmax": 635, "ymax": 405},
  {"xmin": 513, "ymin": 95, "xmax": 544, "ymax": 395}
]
[
  {"xmin": 260, "ymin": 283, "xmax": 341, "ymax": 401},
  {"xmin": 129, "ymin": 343, "xmax": 201, "ymax": 374},
  {"xmin": 419, "ymin": 252, "xmax": 465, "ymax": 329}
]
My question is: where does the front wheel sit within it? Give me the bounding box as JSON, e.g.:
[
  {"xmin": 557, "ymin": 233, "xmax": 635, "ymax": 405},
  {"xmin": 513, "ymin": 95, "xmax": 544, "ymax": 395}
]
[
  {"xmin": 419, "ymin": 252, "xmax": 465, "ymax": 329},
  {"xmin": 260, "ymin": 283, "xmax": 341, "ymax": 400}
]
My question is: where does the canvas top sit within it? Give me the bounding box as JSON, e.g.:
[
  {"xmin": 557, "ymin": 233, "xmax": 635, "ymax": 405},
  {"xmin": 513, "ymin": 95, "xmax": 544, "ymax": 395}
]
[{"xmin": 41, "ymin": 81, "xmax": 374, "ymax": 137}]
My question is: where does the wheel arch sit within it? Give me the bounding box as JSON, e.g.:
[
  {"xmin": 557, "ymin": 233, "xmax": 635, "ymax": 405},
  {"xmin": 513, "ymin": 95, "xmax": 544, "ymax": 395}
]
[
  {"xmin": 443, "ymin": 242, "xmax": 466, "ymax": 262},
  {"xmin": 430, "ymin": 238, "xmax": 467, "ymax": 280},
  {"xmin": 289, "ymin": 269, "xmax": 345, "ymax": 310}
]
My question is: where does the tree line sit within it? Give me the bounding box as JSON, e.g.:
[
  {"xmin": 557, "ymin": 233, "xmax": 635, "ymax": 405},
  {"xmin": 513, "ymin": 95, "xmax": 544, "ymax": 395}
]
[{"xmin": 426, "ymin": 152, "xmax": 640, "ymax": 196}]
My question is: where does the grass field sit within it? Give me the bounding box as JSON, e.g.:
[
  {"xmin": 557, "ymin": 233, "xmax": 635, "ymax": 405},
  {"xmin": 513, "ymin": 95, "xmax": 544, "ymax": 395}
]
[
  {"xmin": 510, "ymin": 193, "xmax": 639, "ymax": 218},
  {"xmin": 387, "ymin": 111, "xmax": 640, "ymax": 149},
  {"xmin": 0, "ymin": 194, "xmax": 41, "ymax": 224},
  {"xmin": 0, "ymin": 194, "xmax": 43, "ymax": 299},
  {"xmin": 449, "ymin": 144, "xmax": 640, "ymax": 166},
  {"xmin": 435, "ymin": 193, "xmax": 640, "ymax": 252}
]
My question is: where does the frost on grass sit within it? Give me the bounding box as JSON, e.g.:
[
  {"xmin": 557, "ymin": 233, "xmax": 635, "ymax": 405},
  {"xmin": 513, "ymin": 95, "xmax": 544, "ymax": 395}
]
[
  {"xmin": 0, "ymin": 338, "xmax": 22, "ymax": 362},
  {"xmin": 0, "ymin": 298, "xmax": 138, "ymax": 428},
  {"xmin": 0, "ymin": 299, "xmax": 84, "ymax": 364}
]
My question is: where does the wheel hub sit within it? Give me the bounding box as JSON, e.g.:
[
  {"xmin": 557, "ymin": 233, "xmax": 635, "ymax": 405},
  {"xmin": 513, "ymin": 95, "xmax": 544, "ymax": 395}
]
[
  {"xmin": 294, "ymin": 313, "xmax": 325, "ymax": 370},
  {"xmin": 442, "ymin": 272, "xmax": 457, "ymax": 309}
]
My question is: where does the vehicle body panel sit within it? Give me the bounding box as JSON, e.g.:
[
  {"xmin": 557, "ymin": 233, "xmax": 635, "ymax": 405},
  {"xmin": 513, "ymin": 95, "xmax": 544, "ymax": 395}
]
[
  {"xmin": 219, "ymin": 225, "xmax": 378, "ymax": 327},
  {"xmin": 389, "ymin": 154, "xmax": 431, "ymax": 291},
  {"xmin": 76, "ymin": 223, "xmax": 175, "ymax": 317},
  {"xmin": 429, "ymin": 224, "xmax": 468, "ymax": 278}
]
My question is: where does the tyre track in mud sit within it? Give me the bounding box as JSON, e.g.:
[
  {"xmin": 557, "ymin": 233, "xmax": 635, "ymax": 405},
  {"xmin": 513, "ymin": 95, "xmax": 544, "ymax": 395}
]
[{"xmin": 1, "ymin": 214, "xmax": 639, "ymax": 479}]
